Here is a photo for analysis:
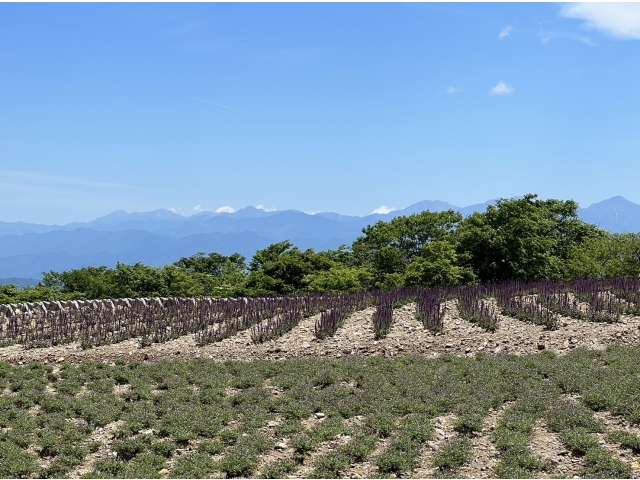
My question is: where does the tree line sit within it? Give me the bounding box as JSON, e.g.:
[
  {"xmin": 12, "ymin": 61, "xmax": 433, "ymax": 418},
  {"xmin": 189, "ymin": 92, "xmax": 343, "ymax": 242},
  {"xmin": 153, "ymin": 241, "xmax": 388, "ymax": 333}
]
[{"xmin": 2, "ymin": 194, "xmax": 640, "ymax": 304}]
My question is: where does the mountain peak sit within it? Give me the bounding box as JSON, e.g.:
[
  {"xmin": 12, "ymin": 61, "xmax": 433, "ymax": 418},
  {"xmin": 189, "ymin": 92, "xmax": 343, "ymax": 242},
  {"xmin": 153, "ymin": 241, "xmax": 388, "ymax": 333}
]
[
  {"xmin": 592, "ymin": 195, "xmax": 632, "ymax": 205},
  {"xmin": 579, "ymin": 196, "xmax": 640, "ymax": 232},
  {"xmin": 587, "ymin": 196, "xmax": 638, "ymax": 211}
]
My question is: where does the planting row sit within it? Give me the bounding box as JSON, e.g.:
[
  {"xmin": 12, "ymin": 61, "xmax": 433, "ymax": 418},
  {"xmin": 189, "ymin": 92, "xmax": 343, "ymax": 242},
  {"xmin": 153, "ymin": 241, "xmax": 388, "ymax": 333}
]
[
  {"xmin": 0, "ymin": 291, "xmax": 392, "ymax": 349},
  {"xmin": 1, "ymin": 278, "xmax": 639, "ymax": 349}
]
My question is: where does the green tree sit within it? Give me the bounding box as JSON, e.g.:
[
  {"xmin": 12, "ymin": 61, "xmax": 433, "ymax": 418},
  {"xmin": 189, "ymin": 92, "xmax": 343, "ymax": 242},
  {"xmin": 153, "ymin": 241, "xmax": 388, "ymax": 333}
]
[
  {"xmin": 173, "ymin": 252, "xmax": 248, "ymax": 296},
  {"xmin": 565, "ymin": 232, "xmax": 640, "ymax": 279},
  {"xmin": 322, "ymin": 245, "xmax": 358, "ymax": 268},
  {"xmin": 352, "ymin": 210, "xmax": 462, "ymax": 287},
  {"xmin": 0, "ymin": 284, "xmax": 72, "ymax": 304},
  {"xmin": 456, "ymin": 194, "xmax": 603, "ymax": 283},
  {"xmin": 41, "ymin": 266, "xmax": 116, "ymax": 299},
  {"xmin": 110, "ymin": 263, "xmax": 171, "ymax": 298},
  {"xmin": 39, "ymin": 261, "xmax": 246, "ymax": 300},
  {"xmin": 353, "ymin": 210, "xmax": 462, "ymax": 264},
  {"xmin": 304, "ymin": 267, "xmax": 374, "ymax": 293},
  {"xmin": 246, "ymin": 241, "xmax": 336, "ymax": 295},
  {"xmin": 404, "ymin": 241, "xmax": 476, "ymax": 288},
  {"xmin": 173, "ymin": 252, "xmax": 246, "ymax": 277}
]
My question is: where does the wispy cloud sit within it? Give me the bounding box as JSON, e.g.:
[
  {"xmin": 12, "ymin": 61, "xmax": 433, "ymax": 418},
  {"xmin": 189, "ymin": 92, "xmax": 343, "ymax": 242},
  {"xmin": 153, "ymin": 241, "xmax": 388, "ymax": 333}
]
[
  {"xmin": 499, "ymin": 26, "xmax": 513, "ymax": 40},
  {"xmin": 191, "ymin": 97, "xmax": 239, "ymax": 111},
  {"xmin": 537, "ymin": 30, "xmax": 597, "ymax": 46},
  {"xmin": 490, "ymin": 81, "xmax": 514, "ymax": 96},
  {"xmin": 0, "ymin": 170, "xmax": 131, "ymax": 189},
  {"xmin": 560, "ymin": 3, "xmax": 640, "ymax": 40},
  {"xmin": 372, "ymin": 206, "xmax": 396, "ymax": 215},
  {"xmin": 193, "ymin": 204, "xmax": 203, "ymax": 213},
  {"xmin": 445, "ymin": 86, "xmax": 459, "ymax": 94},
  {"xmin": 215, "ymin": 205, "xmax": 236, "ymax": 214}
]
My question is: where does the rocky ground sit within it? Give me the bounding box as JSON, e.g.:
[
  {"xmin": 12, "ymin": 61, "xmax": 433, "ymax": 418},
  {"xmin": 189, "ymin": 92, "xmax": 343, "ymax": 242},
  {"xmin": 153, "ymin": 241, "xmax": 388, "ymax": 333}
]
[{"xmin": 1, "ymin": 301, "xmax": 639, "ymax": 367}]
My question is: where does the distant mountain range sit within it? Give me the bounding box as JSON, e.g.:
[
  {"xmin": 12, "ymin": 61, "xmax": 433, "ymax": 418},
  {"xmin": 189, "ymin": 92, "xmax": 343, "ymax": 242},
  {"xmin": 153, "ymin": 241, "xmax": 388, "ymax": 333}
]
[{"xmin": 1, "ymin": 196, "xmax": 639, "ymax": 282}]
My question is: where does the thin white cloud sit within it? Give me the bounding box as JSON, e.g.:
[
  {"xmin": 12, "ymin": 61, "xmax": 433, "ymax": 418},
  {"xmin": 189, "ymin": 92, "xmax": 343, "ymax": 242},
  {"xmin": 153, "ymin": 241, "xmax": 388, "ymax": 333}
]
[
  {"xmin": 256, "ymin": 205, "xmax": 277, "ymax": 212},
  {"xmin": 191, "ymin": 96, "xmax": 239, "ymax": 111},
  {"xmin": 372, "ymin": 206, "xmax": 397, "ymax": 215},
  {"xmin": 446, "ymin": 86, "xmax": 459, "ymax": 94},
  {"xmin": 560, "ymin": 3, "xmax": 640, "ymax": 40},
  {"xmin": 193, "ymin": 204, "xmax": 203, "ymax": 213},
  {"xmin": 215, "ymin": 205, "xmax": 236, "ymax": 214},
  {"xmin": 490, "ymin": 81, "xmax": 514, "ymax": 96},
  {"xmin": 0, "ymin": 170, "xmax": 130, "ymax": 189},
  {"xmin": 538, "ymin": 30, "xmax": 597, "ymax": 46},
  {"xmin": 499, "ymin": 26, "xmax": 513, "ymax": 40}
]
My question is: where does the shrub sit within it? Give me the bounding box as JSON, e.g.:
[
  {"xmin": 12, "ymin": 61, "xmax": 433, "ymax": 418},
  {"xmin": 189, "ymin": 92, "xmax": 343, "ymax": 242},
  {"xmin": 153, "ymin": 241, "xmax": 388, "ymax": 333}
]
[
  {"xmin": 607, "ymin": 430, "xmax": 640, "ymax": 453},
  {"xmin": 0, "ymin": 441, "xmax": 39, "ymax": 478},
  {"xmin": 113, "ymin": 435, "xmax": 151, "ymax": 460},
  {"xmin": 197, "ymin": 439, "xmax": 224, "ymax": 455},
  {"xmin": 260, "ymin": 458, "xmax": 298, "ymax": 478},
  {"xmin": 170, "ymin": 453, "xmax": 216, "ymax": 478},
  {"xmin": 124, "ymin": 453, "xmax": 166, "ymax": 479},
  {"xmin": 545, "ymin": 401, "xmax": 603, "ymax": 433},
  {"xmin": 559, "ymin": 428, "xmax": 600, "ymax": 455},
  {"xmin": 584, "ymin": 447, "xmax": 633, "ymax": 478},
  {"xmin": 311, "ymin": 452, "xmax": 350, "ymax": 478},
  {"xmin": 151, "ymin": 439, "xmax": 176, "ymax": 458},
  {"xmin": 433, "ymin": 438, "xmax": 472, "ymax": 472},
  {"xmin": 217, "ymin": 447, "xmax": 259, "ymax": 478}
]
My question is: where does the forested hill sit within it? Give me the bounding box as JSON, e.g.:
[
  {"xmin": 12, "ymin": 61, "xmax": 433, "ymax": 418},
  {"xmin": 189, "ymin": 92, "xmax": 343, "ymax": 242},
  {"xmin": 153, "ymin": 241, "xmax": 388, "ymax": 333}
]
[{"xmin": 2, "ymin": 195, "xmax": 640, "ymax": 304}]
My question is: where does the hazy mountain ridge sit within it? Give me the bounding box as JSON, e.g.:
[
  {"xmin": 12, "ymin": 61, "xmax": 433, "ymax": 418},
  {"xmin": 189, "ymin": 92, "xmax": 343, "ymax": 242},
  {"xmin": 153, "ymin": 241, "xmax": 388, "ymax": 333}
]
[
  {"xmin": 577, "ymin": 196, "xmax": 640, "ymax": 232},
  {"xmin": 0, "ymin": 277, "xmax": 41, "ymax": 288},
  {"xmin": 1, "ymin": 196, "xmax": 638, "ymax": 281}
]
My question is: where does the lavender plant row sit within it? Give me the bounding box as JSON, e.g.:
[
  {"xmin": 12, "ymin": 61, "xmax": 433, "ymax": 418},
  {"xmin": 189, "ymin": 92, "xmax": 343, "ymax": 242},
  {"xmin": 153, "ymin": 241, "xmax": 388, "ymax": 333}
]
[
  {"xmin": 0, "ymin": 297, "xmax": 255, "ymax": 348},
  {"xmin": 372, "ymin": 301, "xmax": 393, "ymax": 339},
  {"xmin": 490, "ymin": 282, "xmax": 558, "ymax": 330},
  {"xmin": 454, "ymin": 285, "xmax": 500, "ymax": 332},
  {"xmin": 415, "ymin": 287, "xmax": 448, "ymax": 332},
  {"xmin": 495, "ymin": 280, "xmax": 621, "ymax": 324},
  {"xmin": 1, "ymin": 276, "xmax": 639, "ymax": 348},
  {"xmin": 370, "ymin": 288, "xmax": 423, "ymax": 339},
  {"xmin": 605, "ymin": 277, "xmax": 640, "ymax": 315}
]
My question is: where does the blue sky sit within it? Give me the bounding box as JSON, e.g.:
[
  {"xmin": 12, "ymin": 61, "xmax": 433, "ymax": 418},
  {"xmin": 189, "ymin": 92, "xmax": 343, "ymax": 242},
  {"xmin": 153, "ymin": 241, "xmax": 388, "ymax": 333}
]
[{"xmin": 2, "ymin": 2, "xmax": 640, "ymax": 224}]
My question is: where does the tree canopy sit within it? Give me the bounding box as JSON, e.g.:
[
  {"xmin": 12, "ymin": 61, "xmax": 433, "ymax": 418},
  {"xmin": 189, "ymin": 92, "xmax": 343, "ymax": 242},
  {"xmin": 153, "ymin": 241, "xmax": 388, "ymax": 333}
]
[
  {"xmin": 245, "ymin": 241, "xmax": 336, "ymax": 295},
  {"xmin": 352, "ymin": 210, "xmax": 463, "ymax": 287},
  {"xmin": 455, "ymin": 194, "xmax": 603, "ymax": 283}
]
